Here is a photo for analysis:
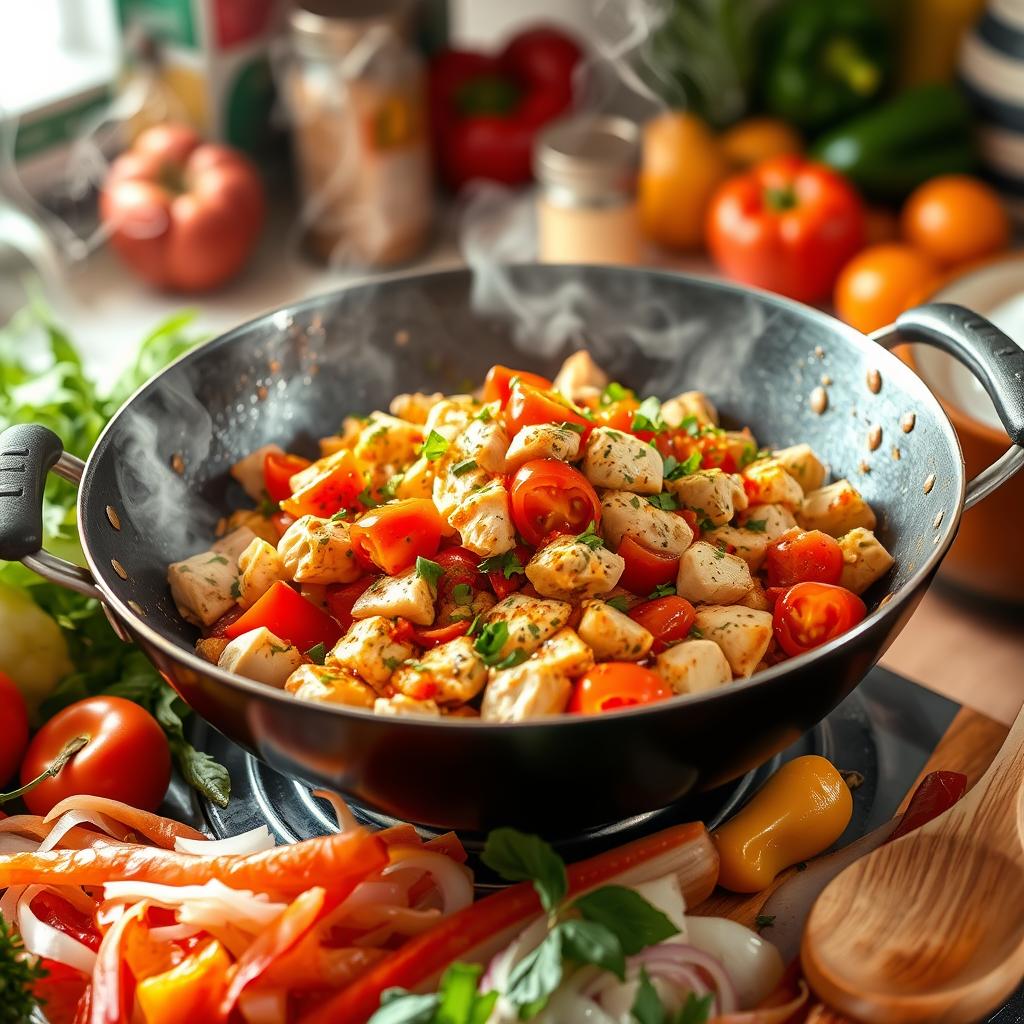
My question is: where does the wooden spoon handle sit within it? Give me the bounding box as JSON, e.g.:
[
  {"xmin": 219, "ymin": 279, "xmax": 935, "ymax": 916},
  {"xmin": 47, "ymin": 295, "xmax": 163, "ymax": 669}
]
[{"xmin": 964, "ymin": 699, "xmax": 1024, "ymax": 854}]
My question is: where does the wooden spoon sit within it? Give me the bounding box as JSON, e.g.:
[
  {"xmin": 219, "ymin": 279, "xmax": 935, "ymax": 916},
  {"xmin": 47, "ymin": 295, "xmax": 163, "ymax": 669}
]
[{"xmin": 801, "ymin": 700, "xmax": 1024, "ymax": 1023}]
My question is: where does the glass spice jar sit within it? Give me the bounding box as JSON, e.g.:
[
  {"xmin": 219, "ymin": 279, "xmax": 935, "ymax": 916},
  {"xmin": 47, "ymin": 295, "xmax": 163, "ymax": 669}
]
[
  {"xmin": 534, "ymin": 116, "xmax": 642, "ymax": 266},
  {"xmin": 285, "ymin": 0, "xmax": 433, "ymax": 267}
]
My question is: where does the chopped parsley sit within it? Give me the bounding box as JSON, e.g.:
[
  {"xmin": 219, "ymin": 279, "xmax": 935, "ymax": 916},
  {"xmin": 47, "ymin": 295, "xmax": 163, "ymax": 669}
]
[
  {"xmin": 559, "ymin": 420, "xmax": 586, "ymax": 434},
  {"xmin": 605, "ymin": 596, "xmax": 630, "ymax": 613},
  {"xmin": 479, "ymin": 550, "xmax": 525, "ymax": 579},
  {"xmin": 664, "ymin": 451, "xmax": 701, "ymax": 480},
  {"xmin": 647, "ymin": 492, "xmax": 679, "ymax": 511},
  {"xmin": 697, "ymin": 513, "xmax": 716, "ymax": 532},
  {"xmin": 451, "ymin": 583, "xmax": 474, "ymax": 606},
  {"xmin": 474, "ymin": 405, "xmax": 493, "ymax": 422},
  {"xmin": 629, "ymin": 495, "xmax": 641, "ymax": 509},
  {"xmin": 330, "ymin": 509, "xmax": 349, "ymax": 521},
  {"xmin": 258, "ymin": 496, "xmax": 277, "ymax": 517},
  {"xmin": 379, "ymin": 474, "xmax": 403, "ymax": 500},
  {"xmin": 574, "ymin": 521, "xmax": 604, "ymax": 550},
  {"xmin": 230, "ymin": 578, "xmax": 241, "ymax": 599},
  {"xmin": 467, "ymin": 614, "xmax": 483, "ymax": 637},
  {"xmin": 472, "ymin": 620, "xmax": 521, "ymax": 667},
  {"xmin": 305, "ymin": 642, "xmax": 327, "ymax": 665},
  {"xmin": 649, "ymin": 582, "xmax": 676, "ymax": 599},
  {"xmin": 383, "ymin": 656, "xmax": 402, "ymax": 671},
  {"xmin": 745, "ymin": 519, "xmax": 768, "ymax": 533},
  {"xmin": 206, "ymin": 554, "xmax": 229, "ymax": 565},
  {"xmin": 269, "ymin": 643, "xmax": 293, "ymax": 655},
  {"xmin": 420, "ymin": 430, "xmax": 450, "ymax": 461},
  {"xmin": 688, "ymin": 626, "xmax": 704, "ymax": 639},
  {"xmin": 600, "ymin": 381, "xmax": 631, "ymax": 406},
  {"xmin": 357, "ymin": 486, "xmax": 378, "ymax": 508},
  {"xmin": 452, "ymin": 458, "xmax": 478, "ymax": 477},
  {"xmin": 631, "ymin": 396, "xmax": 667, "ymax": 434},
  {"xmin": 680, "ymin": 415, "xmax": 700, "ymax": 437},
  {"xmin": 416, "ymin": 556, "xmax": 444, "ymax": 590}
]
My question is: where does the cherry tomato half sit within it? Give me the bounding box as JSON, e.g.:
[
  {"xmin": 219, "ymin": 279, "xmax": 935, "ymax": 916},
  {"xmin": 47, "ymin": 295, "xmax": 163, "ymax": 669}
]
[
  {"xmin": 628, "ymin": 596, "xmax": 696, "ymax": 653},
  {"xmin": 482, "ymin": 365, "xmax": 553, "ymax": 407},
  {"xmin": 20, "ymin": 696, "xmax": 171, "ymax": 816},
  {"xmin": 504, "ymin": 385, "xmax": 591, "ymax": 438},
  {"xmin": 271, "ymin": 510, "xmax": 296, "ymax": 539},
  {"xmin": 349, "ymin": 498, "xmax": 444, "ymax": 575},
  {"xmin": 617, "ymin": 535, "xmax": 679, "ymax": 596},
  {"xmin": 592, "ymin": 397, "xmax": 639, "ymax": 432},
  {"xmin": 509, "ymin": 459, "xmax": 601, "ymax": 547},
  {"xmin": 434, "ymin": 546, "xmax": 484, "ymax": 602},
  {"xmin": 569, "ymin": 663, "xmax": 673, "ymax": 714},
  {"xmin": 326, "ymin": 577, "xmax": 374, "ymax": 633},
  {"xmin": 773, "ymin": 582, "xmax": 866, "ymax": 657},
  {"xmin": 263, "ymin": 452, "xmax": 313, "ymax": 504},
  {"xmin": 0, "ymin": 671, "xmax": 29, "ymax": 787},
  {"xmin": 764, "ymin": 528, "xmax": 843, "ymax": 588}
]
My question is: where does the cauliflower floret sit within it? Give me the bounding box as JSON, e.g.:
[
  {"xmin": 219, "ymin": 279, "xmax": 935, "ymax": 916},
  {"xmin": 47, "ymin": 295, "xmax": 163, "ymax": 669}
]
[
  {"xmin": 237, "ymin": 538, "xmax": 288, "ymax": 608},
  {"xmin": 449, "ymin": 479, "xmax": 516, "ymax": 557},
  {"xmin": 583, "ymin": 428, "xmax": 663, "ymax": 495},
  {"xmin": 328, "ymin": 616, "xmax": 415, "ymax": 687},
  {"xmin": 797, "ymin": 480, "xmax": 877, "ymax": 537},
  {"xmin": 218, "ymin": 627, "xmax": 303, "ymax": 687},
  {"xmin": 524, "ymin": 535, "xmax": 624, "ymax": 601},
  {"xmin": 230, "ymin": 444, "xmax": 282, "ymax": 501},
  {"xmin": 702, "ymin": 525, "xmax": 770, "ymax": 570},
  {"xmin": 391, "ymin": 635, "xmax": 487, "ymax": 704},
  {"xmin": 578, "ymin": 600, "xmax": 653, "ymax": 662},
  {"xmin": 168, "ymin": 549, "xmax": 239, "ymax": 626},
  {"xmin": 601, "ymin": 490, "xmax": 693, "ymax": 556},
  {"xmin": 212, "ymin": 526, "xmax": 258, "ymax": 565},
  {"xmin": 278, "ymin": 515, "xmax": 360, "ymax": 584},
  {"xmin": 505, "ymin": 423, "xmax": 582, "ymax": 471},
  {"xmin": 774, "ymin": 443, "xmax": 827, "ymax": 492},
  {"xmin": 351, "ymin": 567, "xmax": 436, "ymax": 626},
  {"xmin": 533, "ymin": 627, "xmax": 595, "ymax": 677},
  {"xmin": 666, "ymin": 469, "xmax": 747, "ymax": 528},
  {"xmin": 285, "ymin": 664, "xmax": 377, "ymax": 708},
  {"xmin": 742, "ymin": 458, "xmax": 804, "ymax": 509},
  {"xmin": 656, "ymin": 640, "xmax": 732, "ymax": 695},
  {"xmin": 374, "ymin": 694, "xmax": 442, "ymax": 716},
  {"xmin": 433, "ymin": 462, "xmax": 490, "ymax": 520},
  {"xmin": 480, "ymin": 660, "xmax": 572, "ymax": 722},
  {"xmin": 484, "ymin": 593, "xmax": 573, "ymax": 659},
  {"xmin": 676, "ymin": 541, "xmax": 754, "ymax": 605},
  {"xmin": 693, "ymin": 606, "xmax": 774, "ymax": 679},
  {"xmin": 451, "ymin": 415, "xmax": 510, "ymax": 475},
  {"xmin": 738, "ymin": 503, "xmax": 797, "ymax": 541},
  {"xmin": 353, "ymin": 413, "xmax": 424, "ymax": 467},
  {"xmin": 838, "ymin": 527, "xmax": 894, "ymax": 595},
  {"xmin": 661, "ymin": 391, "xmax": 718, "ymax": 428},
  {"xmin": 389, "ymin": 391, "xmax": 444, "ymax": 424}
]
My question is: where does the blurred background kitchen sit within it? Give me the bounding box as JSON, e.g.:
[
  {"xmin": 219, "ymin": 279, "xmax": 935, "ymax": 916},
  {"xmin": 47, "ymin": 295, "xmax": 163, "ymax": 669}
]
[{"xmin": 0, "ymin": 0, "xmax": 1021, "ymax": 717}]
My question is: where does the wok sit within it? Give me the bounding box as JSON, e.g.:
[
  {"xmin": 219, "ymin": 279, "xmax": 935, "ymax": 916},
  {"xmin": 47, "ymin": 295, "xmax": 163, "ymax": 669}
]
[{"xmin": 2, "ymin": 266, "xmax": 1022, "ymax": 834}]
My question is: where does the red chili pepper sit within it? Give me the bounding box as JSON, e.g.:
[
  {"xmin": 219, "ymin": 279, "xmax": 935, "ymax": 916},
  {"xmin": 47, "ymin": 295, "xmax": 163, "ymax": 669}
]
[{"xmin": 888, "ymin": 770, "xmax": 967, "ymax": 843}]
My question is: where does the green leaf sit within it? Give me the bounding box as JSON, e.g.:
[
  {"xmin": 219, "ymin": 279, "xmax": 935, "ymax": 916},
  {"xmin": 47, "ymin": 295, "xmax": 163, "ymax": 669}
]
[
  {"xmin": 490, "ymin": 649, "xmax": 529, "ymax": 670},
  {"xmin": 505, "ymin": 929, "xmax": 563, "ymax": 1010},
  {"xmin": 558, "ymin": 919, "xmax": 625, "ymax": 979},
  {"xmin": 605, "ymin": 596, "xmax": 630, "ymax": 614},
  {"xmin": 451, "ymin": 583, "xmax": 474, "ymax": 606},
  {"xmin": 421, "ymin": 430, "xmax": 450, "ymax": 461},
  {"xmin": 664, "ymin": 451, "xmax": 702, "ymax": 480},
  {"xmin": 452, "ymin": 458, "xmax": 478, "ymax": 477},
  {"xmin": 631, "ymin": 967, "xmax": 665, "ymax": 1024},
  {"xmin": 755, "ymin": 913, "xmax": 776, "ymax": 929},
  {"xmin": 631, "ymin": 396, "xmax": 667, "ymax": 434},
  {"xmin": 680, "ymin": 415, "xmax": 700, "ymax": 437},
  {"xmin": 481, "ymin": 828, "xmax": 567, "ymax": 912},
  {"xmin": 478, "ymin": 551, "xmax": 525, "ymax": 579},
  {"xmin": 573, "ymin": 885, "xmax": 679, "ymax": 955},
  {"xmin": 647, "ymin": 492, "xmax": 679, "ymax": 511},
  {"xmin": 559, "ymin": 420, "xmax": 586, "ymax": 434},
  {"xmin": 368, "ymin": 988, "xmax": 440, "ymax": 1024},
  {"xmin": 676, "ymin": 992, "xmax": 714, "ymax": 1024},
  {"xmin": 172, "ymin": 741, "xmax": 232, "ymax": 808},
  {"xmin": 306, "ymin": 642, "xmax": 327, "ymax": 665},
  {"xmin": 744, "ymin": 519, "xmax": 768, "ymax": 533},
  {"xmin": 574, "ymin": 521, "xmax": 604, "ymax": 550},
  {"xmin": 358, "ymin": 485, "xmax": 379, "ymax": 508},
  {"xmin": 600, "ymin": 381, "xmax": 630, "ymax": 406},
  {"xmin": 472, "ymin": 621, "xmax": 523, "ymax": 667},
  {"xmin": 435, "ymin": 963, "xmax": 496, "ymax": 1024},
  {"xmin": 416, "ymin": 556, "xmax": 444, "ymax": 590},
  {"xmin": 648, "ymin": 583, "xmax": 676, "ymax": 599}
]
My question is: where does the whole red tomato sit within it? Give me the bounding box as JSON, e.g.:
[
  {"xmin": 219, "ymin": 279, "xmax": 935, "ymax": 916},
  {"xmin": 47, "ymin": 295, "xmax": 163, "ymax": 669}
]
[
  {"xmin": 706, "ymin": 155, "xmax": 865, "ymax": 304},
  {"xmin": 20, "ymin": 696, "xmax": 171, "ymax": 816},
  {"xmin": 0, "ymin": 671, "xmax": 29, "ymax": 787},
  {"xmin": 101, "ymin": 124, "xmax": 265, "ymax": 292}
]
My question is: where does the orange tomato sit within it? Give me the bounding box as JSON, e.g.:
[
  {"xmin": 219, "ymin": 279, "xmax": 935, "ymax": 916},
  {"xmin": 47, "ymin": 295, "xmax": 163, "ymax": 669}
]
[
  {"xmin": 569, "ymin": 663, "xmax": 673, "ymax": 714},
  {"xmin": 482, "ymin": 365, "xmax": 553, "ymax": 407},
  {"xmin": 263, "ymin": 452, "xmax": 312, "ymax": 504},
  {"xmin": 720, "ymin": 117, "xmax": 802, "ymax": 169},
  {"xmin": 504, "ymin": 385, "xmax": 590, "ymax": 438},
  {"xmin": 901, "ymin": 175, "xmax": 1009, "ymax": 267},
  {"xmin": 833, "ymin": 243, "xmax": 939, "ymax": 334}
]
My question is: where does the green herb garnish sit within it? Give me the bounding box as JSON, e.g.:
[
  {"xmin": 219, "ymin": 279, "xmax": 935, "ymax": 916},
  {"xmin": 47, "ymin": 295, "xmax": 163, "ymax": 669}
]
[
  {"xmin": 452, "ymin": 458, "xmax": 478, "ymax": 477},
  {"xmin": 649, "ymin": 582, "xmax": 676, "ymax": 599},
  {"xmin": 478, "ymin": 551, "xmax": 525, "ymax": 579},
  {"xmin": 420, "ymin": 430, "xmax": 450, "ymax": 461},
  {"xmin": 647, "ymin": 492, "xmax": 679, "ymax": 511},
  {"xmin": 451, "ymin": 583, "xmax": 474, "ymax": 606},
  {"xmin": 605, "ymin": 596, "xmax": 630, "ymax": 614},
  {"xmin": 305, "ymin": 642, "xmax": 327, "ymax": 665},
  {"xmin": 745, "ymin": 518, "xmax": 768, "ymax": 533},
  {"xmin": 574, "ymin": 521, "xmax": 604, "ymax": 550},
  {"xmin": 416, "ymin": 556, "xmax": 444, "ymax": 590},
  {"xmin": 632, "ymin": 396, "xmax": 667, "ymax": 434}
]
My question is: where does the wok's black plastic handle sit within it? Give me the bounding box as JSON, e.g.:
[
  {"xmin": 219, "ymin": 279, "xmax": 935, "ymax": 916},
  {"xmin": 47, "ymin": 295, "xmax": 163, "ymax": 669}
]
[{"xmin": 0, "ymin": 423, "xmax": 63, "ymax": 561}]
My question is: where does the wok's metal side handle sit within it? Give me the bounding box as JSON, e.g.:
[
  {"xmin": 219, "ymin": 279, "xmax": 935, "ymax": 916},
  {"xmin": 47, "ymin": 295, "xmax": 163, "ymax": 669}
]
[
  {"xmin": 876, "ymin": 303, "xmax": 1024, "ymax": 511},
  {"xmin": 0, "ymin": 424, "xmax": 105, "ymax": 600}
]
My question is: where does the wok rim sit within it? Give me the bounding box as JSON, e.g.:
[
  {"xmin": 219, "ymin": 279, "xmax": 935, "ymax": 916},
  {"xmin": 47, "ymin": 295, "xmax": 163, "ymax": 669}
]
[{"xmin": 78, "ymin": 264, "xmax": 967, "ymax": 731}]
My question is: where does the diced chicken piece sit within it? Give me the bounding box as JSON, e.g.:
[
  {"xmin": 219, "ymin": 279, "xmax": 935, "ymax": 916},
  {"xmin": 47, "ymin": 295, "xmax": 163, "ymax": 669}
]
[
  {"xmin": 578, "ymin": 601, "xmax": 653, "ymax": 661},
  {"xmin": 328, "ymin": 616, "xmax": 415, "ymax": 687},
  {"xmin": 389, "ymin": 391, "xmax": 444, "ymax": 424},
  {"xmin": 583, "ymin": 428, "xmax": 663, "ymax": 495},
  {"xmin": 505, "ymin": 423, "xmax": 582, "ymax": 471},
  {"xmin": 656, "ymin": 640, "xmax": 732, "ymax": 695},
  {"xmin": 774, "ymin": 443, "xmax": 827, "ymax": 492},
  {"xmin": 552, "ymin": 351, "xmax": 608, "ymax": 404},
  {"xmin": 676, "ymin": 541, "xmax": 754, "ymax": 605},
  {"xmin": 452, "ymin": 416, "xmax": 510, "ymax": 475},
  {"xmin": 218, "ymin": 627, "xmax": 303, "ymax": 687},
  {"xmin": 433, "ymin": 462, "xmax": 490, "ymax": 520},
  {"xmin": 392, "ymin": 456, "xmax": 434, "ymax": 500},
  {"xmin": 168, "ymin": 549, "xmax": 239, "ymax": 626},
  {"xmin": 237, "ymin": 538, "xmax": 288, "ymax": 608},
  {"xmin": 737, "ymin": 579, "xmax": 771, "ymax": 611},
  {"xmin": 353, "ymin": 413, "xmax": 424, "ymax": 466},
  {"xmin": 437, "ymin": 587, "xmax": 495, "ymax": 628},
  {"xmin": 480, "ymin": 660, "xmax": 572, "ymax": 722},
  {"xmin": 220, "ymin": 509, "xmax": 279, "ymax": 546},
  {"xmin": 525, "ymin": 536, "xmax": 625, "ymax": 601},
  {"xmin": 798, "ymin": 480, "xmax": 877, "ymax": 537},
  {"xmin": 195, "ymin": 637, "xmax": 229, "ymax": 664},
  {"xmin": 213, "ymin": 527, "xmax": 258, "ymax": 565},
  {"xmin": 738, "ymin": 503, "xmax": 797, "ymax": 541},
  {"xmin": 230, "ymin": 444, "xmax": 282, "ymax": 501},
  {"xmin": 838, "ymin": 527, "xmax": 894, "ymax": 595},
  {"xmin": 391, "ymin": 636, "xmax": 487, "ymax": 704},
  {"xmin": 351, "ymin": 567, "xmax": 436, "ymax": 626},
  {"xmin": 424, "ymin": 396, "xmax": 477, "ymax": 438},
  {"xmin": 278, "ymin": 515, "xmax": 361, "ymax": 584},
  {"xmin": 485, "ymin": 593, "xmax": 573, "ymax": 659},
  {"xmin": 285, "ymin": 664, "xmax": 377, "ymax": 708},
  {"xmin": 533, "ymin": 628, "xmax": 595, "ymax": 678},
  {"xmin": 449, "ymin": 479, "xmax": 516, "ymax": 557},
  {"xmin": 601, "ymin": 490, "xmax": 693, "ymax": 557},
  {"xmin": 374, "ymin": 694, "xmax": 442, "ymax": 717},
  {"xmin": 667, "ymin": 469, "xmax": 747, "ymax": 528},
  {"xmin": 694, "ymin": 606, "xmax": 774, "ymax": 679},
  {"xmin": 661, "ymin": 391, "xmax": 719, "ymax": 429},
  {"xmin": 742, "ymin": 458, "xmax": 804, "ymax": 509},
  {"xmin": 702, "ymin": 525, "xmax": 770, "ymax": 570}
]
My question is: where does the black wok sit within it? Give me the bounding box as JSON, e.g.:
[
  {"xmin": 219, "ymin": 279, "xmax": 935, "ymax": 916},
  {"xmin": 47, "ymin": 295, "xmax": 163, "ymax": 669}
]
[{"xmin": 2, "ymin": 266, "xmax": 1023, "ymax": 833}]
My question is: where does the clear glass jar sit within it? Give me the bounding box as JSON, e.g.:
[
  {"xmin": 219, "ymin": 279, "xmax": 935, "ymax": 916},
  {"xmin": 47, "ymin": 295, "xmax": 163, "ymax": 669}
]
[{"xmin": 285, "ymin": 0, "xmax": 433, "ymax": 267}]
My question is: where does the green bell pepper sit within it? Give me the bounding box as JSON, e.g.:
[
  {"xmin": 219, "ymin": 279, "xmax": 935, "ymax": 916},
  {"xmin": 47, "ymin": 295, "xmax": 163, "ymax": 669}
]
[
  {"xmin": 811, "ymin": 84, "xmax": 977, "ymax": 201},
  {"xmin": 760, "ymin": 0, "xmax": 890, "ymax": 133}
]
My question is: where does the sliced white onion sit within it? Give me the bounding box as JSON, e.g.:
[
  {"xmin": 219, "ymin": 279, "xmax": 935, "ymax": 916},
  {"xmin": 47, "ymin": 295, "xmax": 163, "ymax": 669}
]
[
  {"xmin": 632, "ymin": 943, "xmax": 739, "ymax": 1014},
  {"xmin": 18, "ymin": 886, "xmax": 96, "ymax": 975},
  {"xmin": 340, "ymin": 904, "xmax": 442, "ymax": 936},
  {"xmin": 174, "ymin": 825, "xmax": 275, "ymax": 856},
  {"xmin": 103, "ymin": 879, "xmax": 287, "ymax": 929},
  {"xmin": 335, "ymin": 881, "xmax": 406, "ymax": 914},
  {"xmin": 684, "ymin": 916, "xmax": 784, "ymax": 1008},
  {"xmin": 148, "ymin": 923, "xmax": 201, "ymax": 942},
  {"xmin": 312, "ymin": 789, "xmax": 360, "ymax": 833},
  {"xmin": 382, "ymin": 849, "xmax": 473, "ymax": 915},
  {"xmin": 37, "ymin": 810, "xmax": 127, "ymax": 853}
]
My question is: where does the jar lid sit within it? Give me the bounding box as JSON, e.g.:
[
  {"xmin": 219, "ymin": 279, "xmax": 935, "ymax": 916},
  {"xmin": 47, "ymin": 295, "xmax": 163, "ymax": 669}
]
[
  {"xmin": 534, "ymin": 116, "xmax": 640, "ymax": 202},
  {"xmin": 290, "ymin": 0, "xmax": 412, "ymax": 58}
]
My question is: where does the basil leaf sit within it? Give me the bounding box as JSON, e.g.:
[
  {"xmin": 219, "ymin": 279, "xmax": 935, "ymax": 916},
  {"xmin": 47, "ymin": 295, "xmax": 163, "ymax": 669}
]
[
  {"xmin": 605, "ymin": 596, "xmax": 630, "ymax": 614},
  {"xmin": 505, "ymin": 928, "xmax": 563, "ymax": 1011},
  {"xmin": 647, "ymin": 492, "xmax": 678, "ymax": 511},
  {"xmin": 368, "ymin": 989, "xmax": 440, "ymax": 1024},
  {"xmin": 421, "ymin": 430, "xmax": 450, "ymax": 461},
  {"xmin": 573, "ymin": 885, "xmax": 678, "ymax": 955},
  {"xmin": 558, "ymin": 919, "xmax": 625, "ymax": 979},
  {"xmin": 481, "ymin": 828, "xmax": 567, "ymax": 912},
  {"xmin": 574, "ymin": 521, "xmax": 604, "ymax": 549},
  {"xmin": 416, "ymin": 556, "xmax": 444, "ymax": 590},
  {"xmin": 631, "ymin": 968, "xmax": 665, "ymax": 1024}
]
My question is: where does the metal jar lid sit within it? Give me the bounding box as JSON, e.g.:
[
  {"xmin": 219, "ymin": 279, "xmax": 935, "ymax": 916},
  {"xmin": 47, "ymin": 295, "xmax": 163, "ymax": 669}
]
[
  {"xmin": 289, "ymin": 0, "xmax": 413, "ymax": 59},
  {"xmin": 534, "ymin": 115, "xmax": 641, "ymax": 206}
]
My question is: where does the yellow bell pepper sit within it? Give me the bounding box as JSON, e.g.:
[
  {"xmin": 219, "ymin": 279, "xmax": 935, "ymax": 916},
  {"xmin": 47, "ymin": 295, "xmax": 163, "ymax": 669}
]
[
  {"xmin": 712, "ymin": 755, "xmax": 852, "ymax": 893},
  {"xmin": 136, "ymin": 938, "xmax": 231, "ymax": 1024}
]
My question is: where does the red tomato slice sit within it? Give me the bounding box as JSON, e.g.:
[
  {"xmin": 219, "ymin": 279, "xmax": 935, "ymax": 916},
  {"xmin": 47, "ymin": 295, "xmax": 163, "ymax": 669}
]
[
  {"xmin": 773, "ymin": 582, "xmax": 866, "ymax": 657},
  {"xmin": 616, "ymin": 535, "xmax": 680, "ymax": 595},
  {"xmin": 282, "ymin": 451, "xmax": 363, "ymax": 519},
  {"xmin": 504, "ymin": 385, "xmax": 591, "ymax": 439},
  {"xmin": 410, "ymin": 620, "xmax": 472, "ymax": 649},
  {"xmin": 263, "ymin": 452, "xmax": 313, "ymax": 504},
  {"xmin": 349, "ymin": 499, "xmax": 444, "ymax": 575},
  {"xmin": 224, "ymin": 581, "xmax": 343, "ymax": 652},
  {"xmin": 325, "ymin": 578, "xmax": 374, "ymax": 633},
  {"xmin": 569, "ymin": 663, "xmax": 673, "ymax": 714},
  {"xmin": 628, "ymin": 596, "xmax": 696, "ymax": 653},
  {"xmin": 764, "ymin": 528, "xmax": 843, "ymax": 588},
  {"xmin": 434, "ymin": 546, "xmax": 484, "ymax": 602},
  {"xmin": 509, "ymin": 460, "xmax": 601, "ymax": 547},
  {"xmin": 482, "ymin": 365, "xmax": 553, "ymax": 407}
]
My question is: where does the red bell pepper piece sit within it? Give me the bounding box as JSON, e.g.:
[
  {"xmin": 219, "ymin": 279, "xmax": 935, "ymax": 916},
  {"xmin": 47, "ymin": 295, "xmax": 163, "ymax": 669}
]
[
  {"xmin": 349, "ymin": 499, "xmax": 444, "ymax": 575},
  {"xmin": 223, "ymin": 581, "xmax": 342, "ymax": 652},
  {"xmin": 264, "ymin": 452, "xmax": 312, "ymax": 504},
  {"xmin": 281, "ymin": 450, "xmax": 363, "ymax": 519},
  {"xmin": 409, "ymin": 619, "xmax": 472, "ymax": 649}
]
